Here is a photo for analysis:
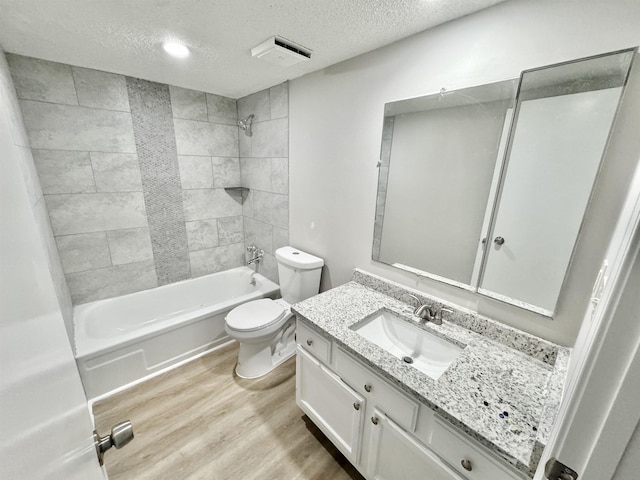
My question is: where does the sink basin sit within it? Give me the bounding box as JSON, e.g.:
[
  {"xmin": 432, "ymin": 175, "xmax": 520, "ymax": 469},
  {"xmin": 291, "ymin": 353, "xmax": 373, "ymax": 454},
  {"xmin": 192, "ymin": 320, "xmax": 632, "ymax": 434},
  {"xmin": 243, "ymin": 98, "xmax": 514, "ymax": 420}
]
[{"xmin": 351, "ymin": 310, "xmax": 463, "ymax": 380}]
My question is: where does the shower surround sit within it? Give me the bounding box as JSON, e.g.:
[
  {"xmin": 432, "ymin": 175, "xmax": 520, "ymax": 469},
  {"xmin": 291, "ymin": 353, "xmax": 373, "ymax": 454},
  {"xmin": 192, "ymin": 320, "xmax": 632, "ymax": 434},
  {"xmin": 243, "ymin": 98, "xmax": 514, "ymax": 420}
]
[{"xmin": 8, "ymin": 54, "xmax": 289, "ymax": 304}]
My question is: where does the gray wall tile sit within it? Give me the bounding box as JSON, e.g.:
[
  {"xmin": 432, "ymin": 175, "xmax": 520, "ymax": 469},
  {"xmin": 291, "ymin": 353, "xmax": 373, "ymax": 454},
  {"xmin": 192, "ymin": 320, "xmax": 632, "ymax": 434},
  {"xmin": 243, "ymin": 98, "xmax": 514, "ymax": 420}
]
[
  {"xmin": 173, "ymin": 118, "xmax": 239, "ymax": 157},
  {"xmin": 218, "ymin": 216, "xmax": 244, "ymax": 245},
  {"xmin": 183, "ymin": 189, "xmax": 242, "ymax": 221},
  {"xmin": 33, "ymin": 150, "xmax": 96, "ymax": 194},
  {"xmin": 72, "ymin": 67, "xmax": 130, "ymax": 112},
  {"xmin": 178, "ymin": 155, "xmax": 214, "ymax": 189},
  {"xmin": 251, "ymin": 191, "xmax": 288, "ymax": 229},
  {"xmin": 190, "ymin": 243, "xmax": 245, "ymax": 277},
  {"xmin": 250, "ymin": 118, "xmax": 288, "ymax": 157},
  {"xmin": 20, "ymin": 100, "xmax": 136, "ymax": 152},
  {"xmin": 33, "ymin": 196, "xmax": 74, "ymax": 328},
  {"xmin": 107, "ymin": 227, "xmax": 153, "ymax": 265},
  {"xmin": 238, "ymin": 89, "xmax": 270, "ymax": 123},
  {"xmin": 273, "ymin": 227, "xmax": 289, "ymax": 252},
  {"xmin": 127, "ymin": 77, "xmax": 191, "ymax": 286},
  {"xmin": 66, "ymin": 260, "xmax": 158, "ymax": 304},
  {"xmin": 91, "ymin": 152, "xmax": 143, "ymax": 192},
  {"xmin": 240, "ymin": 157, "xmax": 271, "ymax": 191},
  {"xmin": 186, "ymin": 219, "xmax": 219, "ymax": 251},
  {"xmin": 257, "ymin": 252, "xmax": 278, "ymax": 283},
  {"xmin": 18, "ymin": 145, "xmax": 44, "ymax": 205},
  {"xmin": 244, "ymin": 217, "xmax": 273, "ymax": 254},
  {"xmin": 206, "ymin": 93, "xmax": 238, "ymax": 125},
  {"xmin": 45, "ymin": 192, "xmax": 148, "ymax": 235},
  {"xmin": 55, "ymin": 232, "xmax": 111, "ymax": 273},
  {"xmin": 7, "ymin": 54, "xmax": 78, "ymax": 105},
  {"xmin": 270, "ymin": 83, "xmax": 288, "ymax": 119},
  {"xmin": 212, "ymin": 157, "xmax": 241, "ymax": 188},
  {"xmin": 170, "ymin": 86, "xmax": 207, "ymax": 121},
  {"xmin": 271, "ymin": 158, "xmax": 289, "ymax": 194}
]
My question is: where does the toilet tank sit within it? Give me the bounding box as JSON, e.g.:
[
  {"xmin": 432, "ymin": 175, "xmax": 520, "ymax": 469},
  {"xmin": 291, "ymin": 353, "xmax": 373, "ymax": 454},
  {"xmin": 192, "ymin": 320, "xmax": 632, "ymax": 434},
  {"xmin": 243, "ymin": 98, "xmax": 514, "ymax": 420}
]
[{"xmin": 275, "ymin": 246, "xmax": 324, "ymax": 304}]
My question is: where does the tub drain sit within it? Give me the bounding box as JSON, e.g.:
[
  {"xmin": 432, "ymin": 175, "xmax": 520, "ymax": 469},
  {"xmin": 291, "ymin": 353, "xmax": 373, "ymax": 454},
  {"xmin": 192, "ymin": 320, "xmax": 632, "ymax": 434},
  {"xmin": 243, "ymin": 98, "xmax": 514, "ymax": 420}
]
[{"xmin": 402, "ymin": 356, "xmax": 414, "ymax": 364}]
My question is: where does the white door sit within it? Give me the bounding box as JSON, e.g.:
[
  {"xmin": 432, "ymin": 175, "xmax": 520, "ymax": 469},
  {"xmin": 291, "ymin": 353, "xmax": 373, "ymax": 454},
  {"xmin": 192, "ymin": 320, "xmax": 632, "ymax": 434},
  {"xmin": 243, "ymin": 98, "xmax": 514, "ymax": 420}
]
[
  {"xmin": 0, "ymin": 79, "xmax": 105, "ymax": 479},
  {"xmin": 534, "ymin": 137, "xmax": 640, "ymax": 477},
  {"xmin": 480, "ymin": 88, "xmax": 622, "ymax": 313}
]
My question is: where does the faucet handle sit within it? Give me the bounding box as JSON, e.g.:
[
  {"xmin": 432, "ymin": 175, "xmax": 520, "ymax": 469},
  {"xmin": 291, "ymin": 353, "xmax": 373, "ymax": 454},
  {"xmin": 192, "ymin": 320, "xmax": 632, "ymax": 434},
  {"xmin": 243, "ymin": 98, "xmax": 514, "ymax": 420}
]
[
  {"xmin": 438, "ymin": 307, "xmax": 454, "ymax": 322},
  {"xmin": 403, "ymin": 293, "xmax": 420, "ymax": 307},
  {"xmin": 246, "ymin": 245, "xmax": 256, "ymax": 253}
]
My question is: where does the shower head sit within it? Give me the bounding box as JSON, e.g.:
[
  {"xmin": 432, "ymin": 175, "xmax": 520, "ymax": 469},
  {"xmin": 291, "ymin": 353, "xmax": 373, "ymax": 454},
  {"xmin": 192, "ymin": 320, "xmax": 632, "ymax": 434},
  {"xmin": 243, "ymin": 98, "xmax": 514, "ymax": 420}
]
[{"xmin": 237, "ymin": 114, "xmax": 255, "ymax": 137}]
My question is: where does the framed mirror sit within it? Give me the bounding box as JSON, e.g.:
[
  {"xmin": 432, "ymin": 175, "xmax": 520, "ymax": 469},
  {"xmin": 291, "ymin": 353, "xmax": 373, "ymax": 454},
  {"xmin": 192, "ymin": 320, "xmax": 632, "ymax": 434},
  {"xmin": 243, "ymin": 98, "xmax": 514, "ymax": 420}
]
[
  {"xmin": 373, "ymin": 48, "xmax": 636, "ymax": 316},
  {"xmin": 478, "ymin": 48, "xmax": 636, "ymax": 315},
  {"xmin": 372, "ymin": 80, "xmax": 518, "ymax": 289}
]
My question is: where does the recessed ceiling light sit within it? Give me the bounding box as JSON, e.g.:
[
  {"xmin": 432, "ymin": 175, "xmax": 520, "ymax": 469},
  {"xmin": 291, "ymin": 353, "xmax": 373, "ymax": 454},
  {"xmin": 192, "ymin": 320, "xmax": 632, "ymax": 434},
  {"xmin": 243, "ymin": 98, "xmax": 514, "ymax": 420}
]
[{"xmin": 163, "ymin": 41, "xmax": 190, "ymax": 59}]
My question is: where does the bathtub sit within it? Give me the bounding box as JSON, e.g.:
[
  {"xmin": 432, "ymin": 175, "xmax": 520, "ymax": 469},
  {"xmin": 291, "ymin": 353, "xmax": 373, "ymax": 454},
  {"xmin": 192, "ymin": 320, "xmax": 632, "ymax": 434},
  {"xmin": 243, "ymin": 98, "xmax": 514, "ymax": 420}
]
[{"xmin": 74, "ymin": 266, "xmax": 279, "ymax": 399}]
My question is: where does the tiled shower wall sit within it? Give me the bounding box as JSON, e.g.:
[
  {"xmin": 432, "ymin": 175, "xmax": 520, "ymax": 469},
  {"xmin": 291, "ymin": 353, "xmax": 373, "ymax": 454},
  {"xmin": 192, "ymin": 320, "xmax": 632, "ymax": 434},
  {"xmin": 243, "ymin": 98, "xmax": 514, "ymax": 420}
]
[
  {"xmin": 239, "ymin": 85, "xmax": 289, "ymax": 281},
  {"xmin": 8, "ymin": 54, "xmax": 289, "ymax": 304}
]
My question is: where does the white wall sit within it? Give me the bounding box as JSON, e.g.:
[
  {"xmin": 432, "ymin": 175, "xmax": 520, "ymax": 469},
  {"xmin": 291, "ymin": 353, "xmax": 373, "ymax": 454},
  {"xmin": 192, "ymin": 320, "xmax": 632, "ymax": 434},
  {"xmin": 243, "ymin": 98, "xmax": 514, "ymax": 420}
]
[{"xmin": 289, "ymin": 0, "xmax": 640, "ymax": 346}]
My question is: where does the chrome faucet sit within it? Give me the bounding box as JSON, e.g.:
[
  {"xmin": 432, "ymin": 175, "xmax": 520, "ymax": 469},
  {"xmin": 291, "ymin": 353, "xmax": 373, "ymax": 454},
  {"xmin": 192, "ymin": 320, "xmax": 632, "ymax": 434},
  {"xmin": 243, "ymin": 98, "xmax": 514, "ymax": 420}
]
[
  {"xmin": 403, "ymin": 294, "xmax": 453, "ymax": 326},
  {"xmin": 246, "ymin": 245, "xmax": 264, "ymax": 265}
]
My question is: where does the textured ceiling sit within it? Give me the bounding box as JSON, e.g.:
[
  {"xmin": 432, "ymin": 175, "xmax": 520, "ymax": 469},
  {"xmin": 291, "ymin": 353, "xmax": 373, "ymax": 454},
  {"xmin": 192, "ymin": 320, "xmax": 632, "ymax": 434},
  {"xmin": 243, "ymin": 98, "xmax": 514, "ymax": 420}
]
[{"xmin": 0, "ymin": 0, "xmax": 506, "ymax": 98}]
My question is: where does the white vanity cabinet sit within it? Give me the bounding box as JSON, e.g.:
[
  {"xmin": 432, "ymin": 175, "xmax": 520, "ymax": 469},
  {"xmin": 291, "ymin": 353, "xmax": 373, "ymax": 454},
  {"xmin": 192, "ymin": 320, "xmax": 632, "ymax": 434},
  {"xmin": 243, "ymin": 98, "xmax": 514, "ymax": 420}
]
[
  {"xmin": 368, "ymin": 409, "xmax": 465, "ymax": 480},
  {"xmin": 296, "ymin": 347, "xmax": 365, "ymax": 464},
  {"xmin": 295, "ymin": 319, "xmax": 526, "ymax": 480}
]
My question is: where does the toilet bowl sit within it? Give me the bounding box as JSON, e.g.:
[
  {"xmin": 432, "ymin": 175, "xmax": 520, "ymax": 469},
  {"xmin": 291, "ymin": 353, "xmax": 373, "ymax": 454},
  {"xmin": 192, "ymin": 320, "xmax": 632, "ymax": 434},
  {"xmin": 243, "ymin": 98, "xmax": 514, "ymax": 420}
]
[{"xmin": 224, "ymin": 246, "xmax": 324, "ymax": 379}]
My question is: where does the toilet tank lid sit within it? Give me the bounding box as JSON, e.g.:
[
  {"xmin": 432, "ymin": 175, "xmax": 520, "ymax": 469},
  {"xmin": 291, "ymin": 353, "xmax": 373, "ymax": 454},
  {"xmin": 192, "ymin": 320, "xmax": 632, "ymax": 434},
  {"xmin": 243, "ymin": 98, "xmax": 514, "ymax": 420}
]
[{"xmin": 275, "ymin": 246, "xmax": 324, "ymax": 269}]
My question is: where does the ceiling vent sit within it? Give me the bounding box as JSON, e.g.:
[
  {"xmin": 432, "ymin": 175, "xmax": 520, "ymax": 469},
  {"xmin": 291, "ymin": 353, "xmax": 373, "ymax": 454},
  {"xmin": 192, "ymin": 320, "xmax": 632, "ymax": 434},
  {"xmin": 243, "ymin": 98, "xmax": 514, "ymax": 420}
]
[{"xmin": 251, "ymin": 36, "xmax": 311, "ymax": 67}]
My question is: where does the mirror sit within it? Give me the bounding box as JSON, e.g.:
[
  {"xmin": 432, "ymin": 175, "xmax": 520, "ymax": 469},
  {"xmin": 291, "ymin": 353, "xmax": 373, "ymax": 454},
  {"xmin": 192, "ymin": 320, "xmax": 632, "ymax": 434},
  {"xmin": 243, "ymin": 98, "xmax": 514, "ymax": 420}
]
[
  {"xmin": 478, "ymin": 49, "xmax": 636, "ymax": 315},
  {"xmin": 373, "ymin": 80, "xmax": 518, "ymax": 289},
  {"xmin": 373, "ymin": 48, "xmax": 636, "ymax": 315}
]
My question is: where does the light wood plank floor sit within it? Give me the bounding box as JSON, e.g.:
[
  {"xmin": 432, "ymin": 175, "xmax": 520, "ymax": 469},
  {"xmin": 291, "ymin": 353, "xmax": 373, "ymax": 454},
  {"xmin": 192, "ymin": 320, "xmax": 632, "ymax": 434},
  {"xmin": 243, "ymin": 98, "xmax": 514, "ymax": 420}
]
[{"xmin": 93, "ymin": 343, "xmax": 365, "ymax": 480}]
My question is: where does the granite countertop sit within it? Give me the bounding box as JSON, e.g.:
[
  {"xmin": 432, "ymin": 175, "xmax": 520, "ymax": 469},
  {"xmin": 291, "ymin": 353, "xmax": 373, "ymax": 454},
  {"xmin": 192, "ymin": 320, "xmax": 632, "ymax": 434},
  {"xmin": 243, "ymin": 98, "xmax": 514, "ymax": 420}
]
[{"xmin": 291, "ymin": 271, "xmax": 570, "ymax": 478}]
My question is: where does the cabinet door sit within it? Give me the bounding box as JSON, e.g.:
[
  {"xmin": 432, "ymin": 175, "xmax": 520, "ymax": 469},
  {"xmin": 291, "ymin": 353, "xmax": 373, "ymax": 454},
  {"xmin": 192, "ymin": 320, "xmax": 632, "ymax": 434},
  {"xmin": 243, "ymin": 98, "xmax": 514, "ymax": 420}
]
[
  {"xmin": 296, "ymin": 347, "xmax": 365, "ymax": 464},
  {"xmin": 368, "ymin": 410, "xmax": 464, "ymax": 480}
]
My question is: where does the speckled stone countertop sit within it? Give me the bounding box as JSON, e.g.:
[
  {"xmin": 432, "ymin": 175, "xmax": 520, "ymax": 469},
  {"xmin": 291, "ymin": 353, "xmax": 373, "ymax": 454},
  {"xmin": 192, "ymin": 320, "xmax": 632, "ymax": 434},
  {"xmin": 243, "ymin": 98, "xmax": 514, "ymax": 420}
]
[{"xmin": 291, "ymin": 269, "xmax": 570, "ymax": 478}]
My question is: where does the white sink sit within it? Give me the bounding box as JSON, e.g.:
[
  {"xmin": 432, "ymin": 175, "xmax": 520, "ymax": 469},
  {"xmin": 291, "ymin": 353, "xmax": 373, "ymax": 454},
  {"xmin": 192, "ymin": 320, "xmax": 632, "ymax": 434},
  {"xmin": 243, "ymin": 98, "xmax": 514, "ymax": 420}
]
[{"xmin": 351, "ymin": 310, "xmax": 463, "ymax": 380}]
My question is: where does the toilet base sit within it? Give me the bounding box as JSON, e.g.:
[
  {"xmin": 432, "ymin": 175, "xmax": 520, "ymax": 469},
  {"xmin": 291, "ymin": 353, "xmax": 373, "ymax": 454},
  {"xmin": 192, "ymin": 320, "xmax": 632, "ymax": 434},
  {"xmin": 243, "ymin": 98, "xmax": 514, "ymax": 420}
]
[{"xmin": 234, "ymin": 318, "xmax": 296, "ymax": 379}]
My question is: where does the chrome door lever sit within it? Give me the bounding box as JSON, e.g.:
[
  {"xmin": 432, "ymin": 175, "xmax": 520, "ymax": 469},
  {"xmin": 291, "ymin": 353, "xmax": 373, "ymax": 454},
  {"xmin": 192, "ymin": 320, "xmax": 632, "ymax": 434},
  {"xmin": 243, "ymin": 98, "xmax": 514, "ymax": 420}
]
[{"xmin": 94, "ymin": 420, "xmax": 134, "ymax": 466}]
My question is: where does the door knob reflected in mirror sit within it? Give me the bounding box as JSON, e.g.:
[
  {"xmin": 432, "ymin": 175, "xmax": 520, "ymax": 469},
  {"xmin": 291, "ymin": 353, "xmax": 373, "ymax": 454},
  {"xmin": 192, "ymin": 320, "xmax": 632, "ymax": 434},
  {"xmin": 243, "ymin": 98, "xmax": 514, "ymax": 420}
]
[{"xmin": 494, "ymin": 236, "xmax": 505, "ymax": 246}]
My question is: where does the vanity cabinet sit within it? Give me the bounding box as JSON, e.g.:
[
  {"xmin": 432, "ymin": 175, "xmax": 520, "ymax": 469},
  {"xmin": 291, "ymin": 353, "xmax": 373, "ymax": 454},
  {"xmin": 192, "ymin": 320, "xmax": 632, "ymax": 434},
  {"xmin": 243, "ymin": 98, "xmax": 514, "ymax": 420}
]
[
  {"xmin": 296, "ymin": 347, "xmax": 365, "ymax": 464},
  {"xmin": 295, "ymin": 319, "xmax": 525, "ymax": 480},
  {"xmin": 368, "ymin": 409, "xmax": 464, "ymax": 480}
]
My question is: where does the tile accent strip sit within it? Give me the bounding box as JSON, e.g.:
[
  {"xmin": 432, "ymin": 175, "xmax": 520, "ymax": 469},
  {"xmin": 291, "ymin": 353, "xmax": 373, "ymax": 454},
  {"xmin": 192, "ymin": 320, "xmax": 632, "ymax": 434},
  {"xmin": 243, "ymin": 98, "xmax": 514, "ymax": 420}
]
[{"xmin": 126, "ymin": 77, "xmax": 191, "ymax": 285}]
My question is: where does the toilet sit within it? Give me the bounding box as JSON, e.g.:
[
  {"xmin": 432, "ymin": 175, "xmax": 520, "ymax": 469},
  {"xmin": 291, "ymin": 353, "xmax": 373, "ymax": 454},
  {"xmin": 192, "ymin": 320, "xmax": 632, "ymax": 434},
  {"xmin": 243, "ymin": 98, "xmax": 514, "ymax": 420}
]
[{"xmin": 225, "ymin": 246, "xmax": 324, "ymax": 379}]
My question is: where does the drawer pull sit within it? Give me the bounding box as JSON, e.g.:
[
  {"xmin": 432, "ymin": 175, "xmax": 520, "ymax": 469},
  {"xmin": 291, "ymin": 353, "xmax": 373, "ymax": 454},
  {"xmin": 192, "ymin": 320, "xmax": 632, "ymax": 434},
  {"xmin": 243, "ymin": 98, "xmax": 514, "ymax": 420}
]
[
  {"xmin": 461, "ymin": 459, "xmax": 473, "ymax": 471},
  {"xmin": 371, "ymin": 416, "xmax": 379, "ymax": 425},
  {"xmin": 306, "ymin": 339, "xmax": 313, "ymax": 346},
  {"xmin": 364, "ymin": 384, "xmax": 372, "ymax": 393},
  {"xmin": 353, "ymin": 402, "xmax": 360, "ymax": 411}
]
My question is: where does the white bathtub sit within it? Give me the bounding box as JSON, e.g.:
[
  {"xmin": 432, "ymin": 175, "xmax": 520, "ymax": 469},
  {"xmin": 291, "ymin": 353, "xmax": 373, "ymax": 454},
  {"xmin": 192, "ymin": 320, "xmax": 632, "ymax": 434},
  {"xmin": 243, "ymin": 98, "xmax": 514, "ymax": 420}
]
[{"xmin": 74, "ymin": 266, "xmax": 279, "ymax": 399}]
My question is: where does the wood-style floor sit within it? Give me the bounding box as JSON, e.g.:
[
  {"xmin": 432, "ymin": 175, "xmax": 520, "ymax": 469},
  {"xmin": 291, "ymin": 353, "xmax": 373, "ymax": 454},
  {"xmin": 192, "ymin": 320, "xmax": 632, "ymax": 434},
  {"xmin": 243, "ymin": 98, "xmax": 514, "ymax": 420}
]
[{"xmin": 93, "ymin": 343, "xmax": 365, "ymax": 480}]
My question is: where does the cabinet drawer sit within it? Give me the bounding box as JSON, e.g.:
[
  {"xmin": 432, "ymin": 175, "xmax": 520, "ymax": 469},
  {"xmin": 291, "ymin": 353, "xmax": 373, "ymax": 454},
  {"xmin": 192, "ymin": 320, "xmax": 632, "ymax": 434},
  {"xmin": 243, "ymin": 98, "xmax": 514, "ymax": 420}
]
[
  {"xmin": 431, "ymin": 419, "xmax": 523, "ymax": 480},
  {"xmin": 335, "ymin": 347, "xmax": 418, "ymax": 432},
  {"xmin": 296, "ymin": 319, "xmax": 331, "ymax": 364}
]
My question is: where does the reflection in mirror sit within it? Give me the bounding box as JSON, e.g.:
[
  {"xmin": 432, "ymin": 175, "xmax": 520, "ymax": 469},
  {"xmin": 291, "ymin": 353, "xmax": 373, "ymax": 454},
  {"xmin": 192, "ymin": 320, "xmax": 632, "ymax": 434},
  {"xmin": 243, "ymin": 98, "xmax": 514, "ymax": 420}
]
[
  {"xmin": 478, "ymin": 49, "xmax": 636, "ymax": 315},
  {"xmin": 373, "ymin": 80, "xmax": 517, "ymax": 289}
]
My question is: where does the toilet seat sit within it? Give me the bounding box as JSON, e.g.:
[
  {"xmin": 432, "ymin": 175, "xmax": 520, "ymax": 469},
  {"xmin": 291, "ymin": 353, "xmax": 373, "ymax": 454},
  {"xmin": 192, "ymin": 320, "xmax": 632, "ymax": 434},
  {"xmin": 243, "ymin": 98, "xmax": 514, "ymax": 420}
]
[{"xmin": 225, "ymin": 298, "xmax": 287, "ymax": 332}]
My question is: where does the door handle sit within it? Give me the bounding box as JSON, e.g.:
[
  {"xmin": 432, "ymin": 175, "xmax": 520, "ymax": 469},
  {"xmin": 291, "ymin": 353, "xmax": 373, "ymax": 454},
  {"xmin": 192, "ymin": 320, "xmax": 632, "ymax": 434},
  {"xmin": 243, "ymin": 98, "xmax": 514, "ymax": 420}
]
[
  {"xmin": 494, "ymin": 236, "xmax": 505, "ymax": 246},
  {"xmin": 94, "ymin": 420, "xmax": 134, "ymax": 466}
]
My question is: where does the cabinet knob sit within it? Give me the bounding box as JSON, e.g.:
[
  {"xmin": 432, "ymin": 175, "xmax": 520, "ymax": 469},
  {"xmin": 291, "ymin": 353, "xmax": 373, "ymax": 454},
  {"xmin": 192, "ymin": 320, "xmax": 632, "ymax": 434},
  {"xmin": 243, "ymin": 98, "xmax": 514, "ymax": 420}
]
[
  {"xmin": 494, "ymin": 236, "xmax": 505, "ymax": 246},
  {"xmin": 353, "ymin": 402, "xmax": 360, "ymax": 411},
  {"xmin": 461, "ymin": 459, "xmax": 473, "ymax": 471},
  {"xmin": 364, "ymin": 384, "xmax": 372, "ymax": 393},
  {"xmin": 306, "ymin": 339, "xmax": 313, "ymax": 346},
  {"xmin": 371, "ymin": 416, "xmax": 379, "ymax": 425}
]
